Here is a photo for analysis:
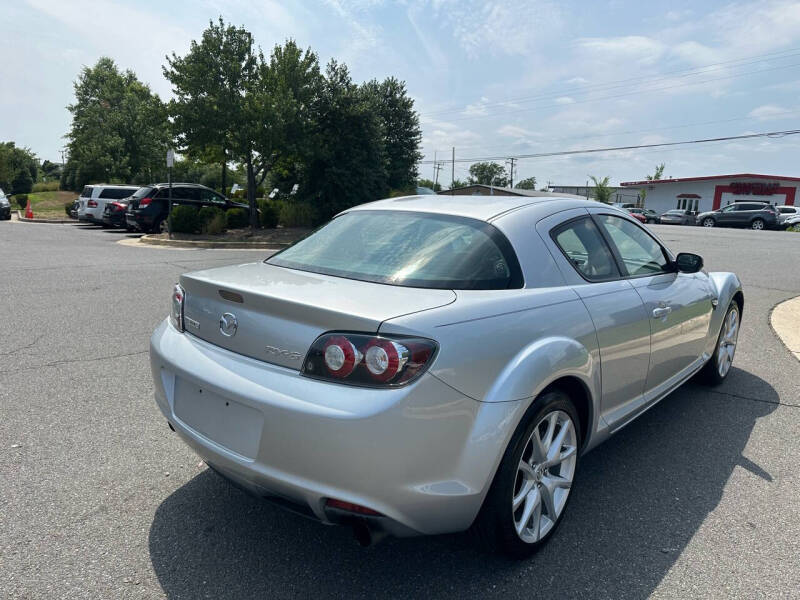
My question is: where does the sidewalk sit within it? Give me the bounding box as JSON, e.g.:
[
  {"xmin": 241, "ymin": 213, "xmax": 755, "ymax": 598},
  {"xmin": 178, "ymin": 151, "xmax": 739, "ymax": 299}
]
[{"xmin": 771, "ymin": 295, "xmax": 800, "ymax": 362}]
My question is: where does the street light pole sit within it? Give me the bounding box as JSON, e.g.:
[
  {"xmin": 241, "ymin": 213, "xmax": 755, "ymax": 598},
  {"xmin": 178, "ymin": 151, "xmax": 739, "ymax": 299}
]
[{"xmin": 166, "ymin": 148, "xmax": 174, "ymax": 239}]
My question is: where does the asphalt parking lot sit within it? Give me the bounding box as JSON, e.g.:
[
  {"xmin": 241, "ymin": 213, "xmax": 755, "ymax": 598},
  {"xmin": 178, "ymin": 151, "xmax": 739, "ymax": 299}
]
[{"xmin": 1, "ymin": 221, "xmax": 799, "ymax": 599}]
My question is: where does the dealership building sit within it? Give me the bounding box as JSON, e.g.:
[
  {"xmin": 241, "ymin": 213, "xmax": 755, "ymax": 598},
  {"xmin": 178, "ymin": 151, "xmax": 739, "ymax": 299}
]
[{"xmin": 619, "ymin": 173, "xmax": 799, "ymax": 214}]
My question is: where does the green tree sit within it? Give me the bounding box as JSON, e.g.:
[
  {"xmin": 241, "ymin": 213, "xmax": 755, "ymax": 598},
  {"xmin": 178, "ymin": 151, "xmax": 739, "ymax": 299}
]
[
  {"xmin": 450, "ymin": 178, "xmax": 467, "ymax": 189},
  {"xmin": 0, "ymin": 142, "xmax": 38, "ymax": 194},
  {"xmin": 468, "ymin": 162, "xmax": 508, "ymax": 186},
  {"xmin": 361, "ymin": 77, "xmax": 422, "ymax": 190},
  {"xmin": 303, "ymin": 60, "xmax": 386, "ymax": 221},
  {"xmin": 589, "ymin": 175, "xmax": 613, "ymax": 204},
  {"xmin": 65, "ymin": 57, "xmax": 169, "ymax": 189},
  {"xmin": 514, "ymin": 176, "xmax": 537, "ymax": 190},
  {"xmin": 417, "ymin": 178, "xmax": 441, "ymax": 192},
  {"xmin": 639, "ymin": 163, "xmax": 665, "ymax": 205}
]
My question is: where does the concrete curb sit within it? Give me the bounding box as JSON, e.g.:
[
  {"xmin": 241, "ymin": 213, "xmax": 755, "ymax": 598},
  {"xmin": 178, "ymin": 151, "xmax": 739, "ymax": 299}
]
[
  {"xmin": 15, "ymin": 210, "xmax": 76, "ymax": 224},
  {"xmin": 770, "ymin": 295, "xmax": 800, "ymax": 363},
  {"xmin": 138, "ymin": 234, "xmax": 289, "ymax": 250}
]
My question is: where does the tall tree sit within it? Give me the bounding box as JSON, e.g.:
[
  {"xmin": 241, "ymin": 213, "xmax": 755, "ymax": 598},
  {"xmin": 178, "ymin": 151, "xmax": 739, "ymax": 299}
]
[
  {"xmin": 468, "ymin": 162, "xmax": 508, "ymax": 186},
  {"xmin": 164, "ymin": 18, "xmax": 257, "ymax": 215},
  {"xmin": 639, "ymin": 163, "xmax": 666, "ymax": 205},
  {"xmin": 303, "ymin": 60, "xmax": 386, "ymax": 221},
  {"xmin": 65, "ymin": 57, "xmax": 169, "ymax": 189},
  {"xmin": 589, "ymin": 175, "xmax": 614, "ymax": 203},
  {"xmin": 361, "ymin": 77, "xmax": 422, "ymax": 190},
  {"xmin": 514, "ymin": 176, "xmax": 537, "ymax": 190},
  {"xmin": 0, "ymin": 142, "xmax": 38, "ymax": 194}
]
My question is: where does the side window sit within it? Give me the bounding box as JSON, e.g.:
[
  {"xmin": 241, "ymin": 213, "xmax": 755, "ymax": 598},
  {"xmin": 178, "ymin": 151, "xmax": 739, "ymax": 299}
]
[
  {"xmin": 551, "ymin": 217, "xmax": 619, "ymax": 282},
  {"xmin": 199, "ymin": 189, "xmax": 225, "ymax": 204},
  {"xmin": 596, "ymin": 215, "xmax": 671, "ymax": 277}
]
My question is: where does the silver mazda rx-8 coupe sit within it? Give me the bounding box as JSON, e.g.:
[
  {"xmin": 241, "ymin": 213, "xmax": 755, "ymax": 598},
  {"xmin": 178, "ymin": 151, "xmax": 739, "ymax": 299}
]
[{"xmin": 150, "ymin": 194, "xmax": 742, "ymax": 557}]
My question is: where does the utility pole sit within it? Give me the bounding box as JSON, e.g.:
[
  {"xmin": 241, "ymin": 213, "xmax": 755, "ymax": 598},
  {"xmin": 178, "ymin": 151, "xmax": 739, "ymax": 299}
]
[
  {"xmin": 433, "ymin": 162, "xmax": 443, "ymax": 190},
  {"xmin": 451, "ymin": 147, "xmax": 455, "ymax": 189},
  {"xmin": 433, "ymin": 151, "xmax": 437, "ymax": 182},
  {"xmin": 506, "ymin": 158, "xmax": 517, "ymax": 189}
]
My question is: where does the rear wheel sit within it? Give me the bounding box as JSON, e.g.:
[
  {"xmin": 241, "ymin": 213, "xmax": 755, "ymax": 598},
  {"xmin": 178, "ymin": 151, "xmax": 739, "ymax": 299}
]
[
  {"xmin": 702, "ymin": 217, "xmax": 715, "ymax": 227},
  {"xmin": 151, "ymin": 218, "xmax": 167, "ymax": 234},
  {"xmin": 701, "ymin": 301, "xmax": 740, "ymax": 385},
  {"xmin": 473, "ymin": 389, "xmax": 580, "ymax": 558},
  {"xmin": 750, "ymin": 218, "xmax": 765, "ymax": 230}
]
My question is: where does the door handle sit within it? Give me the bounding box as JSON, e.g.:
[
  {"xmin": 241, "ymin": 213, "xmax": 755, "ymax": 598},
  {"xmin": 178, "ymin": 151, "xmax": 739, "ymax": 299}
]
[{"xmin": 652, "ymin": 306, "xmax": 672, "ymax": 318}]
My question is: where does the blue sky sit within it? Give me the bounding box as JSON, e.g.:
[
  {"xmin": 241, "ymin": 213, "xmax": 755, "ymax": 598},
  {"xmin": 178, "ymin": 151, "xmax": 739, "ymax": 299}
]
[{"xmin": 2, "ymin": 0, "xmax": 800, "ymax": 186}]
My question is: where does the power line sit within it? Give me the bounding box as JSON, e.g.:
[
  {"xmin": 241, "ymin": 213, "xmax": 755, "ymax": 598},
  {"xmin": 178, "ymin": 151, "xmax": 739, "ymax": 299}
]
[
  {"xmin": 421, "ymin": 46, "xmax": 800, "ymax": 119},
  {"xmin": 418, "ymin": 128, "xmax": 800, "ymax": 165}
]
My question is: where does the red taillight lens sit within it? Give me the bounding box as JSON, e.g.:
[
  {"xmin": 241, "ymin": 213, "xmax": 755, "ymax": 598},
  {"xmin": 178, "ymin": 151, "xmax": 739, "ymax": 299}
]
[
  {"xmin": 111, "ymin": 202, "xmax": 125, "ymax": 211},
  {"xmin": 87, "ymin": 200, "xmax": 98, "ymax": 207},
  {"xmin": 325, "ymin": 498, "xmax": 383, "ymax": 516},
  {"xmin": 139, "ymin": 197, "xmax": 152, "ymax": 206},
  {"xmin": 302, "ymin": 333, "xmax": 437, "ymax": 387}
]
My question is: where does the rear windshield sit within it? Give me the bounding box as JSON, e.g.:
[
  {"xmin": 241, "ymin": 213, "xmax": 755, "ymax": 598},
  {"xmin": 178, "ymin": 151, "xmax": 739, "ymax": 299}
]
[
  {"xmin": 99, "ymin": 187, "xmax": 138, "ymax": 199},
  {"xmin": 267, "ymin": 210, "xmax": 523, "ymax": 290},
  {"xmin": 133, "ymin": 187, "xmax": 154, "ymax": 198},
  {"xmin": 81, "ymin": 186, "xmax": 94, "ymax": 198}
]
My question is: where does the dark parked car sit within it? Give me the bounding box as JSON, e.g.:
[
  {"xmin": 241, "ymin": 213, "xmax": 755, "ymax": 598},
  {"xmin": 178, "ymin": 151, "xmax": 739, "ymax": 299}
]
[
  {"xmin": 126, "ymin": 183, "xmax": 248, "ymax": 233},
  {"xmin": 102, "ymin": 199, "xmax": 133, "ymax": 229},
  {"xmin": 659, "ymin": 209, "xmax": 696, "ymax": 225},
  {"xmin": 68, "ymin": 198, "xmax": 80, "ymax": 219},
  {"xmin": 0, "ymin": 188, "xmax": 11, "ymax": 220},
  {"xmin": 697, "ymin": 202, "xmax": 780, "ymax": 230},
  {"xmin": 627, "ymin": 207, "xmax": 660, "ymax": 224}
]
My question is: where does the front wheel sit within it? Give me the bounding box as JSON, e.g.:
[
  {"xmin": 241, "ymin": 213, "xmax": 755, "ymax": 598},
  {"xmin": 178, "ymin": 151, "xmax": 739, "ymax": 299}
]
[
  {"xmin": 750, "ymin": 218, "xmax": 765, "ymax": 230},
  {"xmin": 701, "ymin": 301, "xmax": 740, "ymax": 385},
  {"xmin": 472, "ymin": 390, "xmax": 580, "ymax": 558},
  {"xmin": 702, "ymin": 218, "xmax": 715, "ymax": 227}
]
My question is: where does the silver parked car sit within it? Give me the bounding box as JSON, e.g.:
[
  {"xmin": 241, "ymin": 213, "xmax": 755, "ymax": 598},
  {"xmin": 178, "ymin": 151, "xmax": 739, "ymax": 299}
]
[
  {"xmin": 150, "ymin": 195, "xmax": 743, "ymax": 557},
  {"xmin": 659, "ymin": 209, "xmax": 696, "ymax": 225}
]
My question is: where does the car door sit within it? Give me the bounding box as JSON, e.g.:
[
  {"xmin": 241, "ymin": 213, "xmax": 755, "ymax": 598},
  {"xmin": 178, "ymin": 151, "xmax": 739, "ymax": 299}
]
[
  {"xmin": 714, "ymin": 204, "xmax": 735, "ymax": 225},
  {"xmin": 591, "ymin": 212, "xmax": 714, "ymax": 399},
  {"xmin": 543, "ymin": 212, "xmax": 651, "ymax": 428},
  {"xmin": 732, "ymin": 203, "xmax": 757, "ymax": 227}
]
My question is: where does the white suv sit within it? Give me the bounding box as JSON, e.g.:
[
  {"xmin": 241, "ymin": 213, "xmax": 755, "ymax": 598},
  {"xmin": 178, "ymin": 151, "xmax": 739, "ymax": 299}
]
[
  {"xmin": 777, "ymin": 205, "xmax": 800, "ymax": 226},
  {"xmin": 77, "ymin": 184, "xmax": 140, "ymax": 224}
]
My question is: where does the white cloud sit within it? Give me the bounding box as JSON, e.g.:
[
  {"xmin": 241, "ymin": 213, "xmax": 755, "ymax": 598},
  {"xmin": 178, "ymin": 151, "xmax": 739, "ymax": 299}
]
[
  {"xmin": 555, "ymin": 96, "xmax": 575, "ymax": 104},
  {"xmin": 748, "ymin": 104, "xmax": 793, "ymax": 120},
  {"xmin": 577, "ymin": 35, "xmax": 665, "ymax": 65}
]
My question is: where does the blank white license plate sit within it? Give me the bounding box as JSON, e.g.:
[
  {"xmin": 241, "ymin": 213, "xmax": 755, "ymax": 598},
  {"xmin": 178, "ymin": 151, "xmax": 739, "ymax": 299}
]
[{"xmin": 174, "ymin": 379, "xmax": 264, "ymax": 460}]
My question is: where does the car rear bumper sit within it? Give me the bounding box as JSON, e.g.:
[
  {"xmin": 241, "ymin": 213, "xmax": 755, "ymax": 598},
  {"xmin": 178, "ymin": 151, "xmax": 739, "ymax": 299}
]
[
  {"xmin": 78, "ymin": 206, "xmax": 103, "ymax": 222},
  {"xmin": 149, "ymin": 319, "xmax": 523, "ymax": 536}
]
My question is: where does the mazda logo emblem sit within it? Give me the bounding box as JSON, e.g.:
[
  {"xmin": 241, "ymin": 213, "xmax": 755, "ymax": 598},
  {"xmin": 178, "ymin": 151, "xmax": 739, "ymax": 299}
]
[{"xmin": 219, "ymin": 312, "xmax": 238, "ymax": 337}]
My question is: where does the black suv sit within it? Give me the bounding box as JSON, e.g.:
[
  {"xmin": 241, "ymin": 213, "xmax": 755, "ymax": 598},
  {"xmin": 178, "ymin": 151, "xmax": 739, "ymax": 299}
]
[
  {"xmin": 696, "ymin": 201, "xmax": 780, "ymax": 230},
  {"xmin": 125, "ymin": 183, "xmax": 248, "ymax": 233}
]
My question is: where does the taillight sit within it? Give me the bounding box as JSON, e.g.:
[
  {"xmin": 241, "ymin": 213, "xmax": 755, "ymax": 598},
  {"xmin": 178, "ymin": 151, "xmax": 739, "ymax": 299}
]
[
  {"xmin": 111, "ymin": 202, "xmax": 126, "ymax": 211},
  {"xmin": 87, "ymin": 200, "xmax": 98, "ymax": 208},
  {"xmin": 303, "ymin": 333, "xmax": 437, "ymax": 387},
  {"xmin": 170, "ymin": 284, "xmax": 185, "ymax": 332},
  {"xmin": 139, "ymin": 197, "xmax": 152, "ymax": 206}
]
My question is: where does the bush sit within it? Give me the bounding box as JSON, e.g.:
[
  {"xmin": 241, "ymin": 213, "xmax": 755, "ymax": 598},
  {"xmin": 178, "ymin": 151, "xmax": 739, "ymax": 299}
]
[
  {"xmin": 170, "ymin": 205, "xmax": 200, "ymax": 233},
  {"xmin": 15, "ymin": 194, "xmax": 28, "ymax": 208},
  {"xmin": 257, "ymin": 199, "xmax": 279, "ymax": 228},
  {"xmin": 33, "ymin": 181, "xmax": 60, "ymax": 192},
  {"xmin": 788, "ymin": 225, "xmax": 800, "ymax": 233},
  {"xmin": 226, "ymin": 207, "xmax": 249, "ymax": 229},
  {"xmin": 64, "ymin": 200, "xmax": 73, "ymax": 216},
  {"xmin": 279, "ymin": 201, "xmax": 315, "ymax": 228},
  {"xmin": 198, "ymin": 206, "xmax": 226, "ymax": 234}
]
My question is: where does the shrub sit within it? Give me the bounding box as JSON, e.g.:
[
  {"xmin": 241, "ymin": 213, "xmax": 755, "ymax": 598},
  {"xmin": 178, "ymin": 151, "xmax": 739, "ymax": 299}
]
[
  {"xmin": 15, "ymin": 194, "xmax": 28, "ymax": 208},
  {"xmin": 226, "ymin": 207, "xmax": 249, "ymax": 229},
  {"xmin": 257, "ymin": 199, "xmax": 279, "ymax": 228},
  {"xmin": 33, "ymin": 181, "xmax": 60, "ymax": 192},
  {"xmin": 170, "ymin": 205, "xmax": 200, "ymax": 233},
  {"xmin": 198, "ymin": 206, "xmax": 224, "ymax": 226},
  {"xmin": 64, "ymin": 200, "xmax": 73, "ymax": 216},
  {"xmin": 204, "ymin": 212, "xmax": 227, "ymax": 235},
  {"xmin": 788, "ymin": 225, "xmax": 800, "ymax": 233},
  {"xmin": 279, "ymin": 201, "xmax": 315, "ymax": 228}
]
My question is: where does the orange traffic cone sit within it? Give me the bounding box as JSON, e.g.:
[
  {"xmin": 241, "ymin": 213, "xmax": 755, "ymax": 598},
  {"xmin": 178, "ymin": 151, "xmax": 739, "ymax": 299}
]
[{"xmin": 25, "ymin": 198, "xmax": 33, "ymax": 219}]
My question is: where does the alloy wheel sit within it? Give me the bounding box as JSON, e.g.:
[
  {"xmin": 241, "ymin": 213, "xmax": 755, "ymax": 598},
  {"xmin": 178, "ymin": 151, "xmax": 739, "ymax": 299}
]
[
  {"xmin": 751, "ymin": 219, "xmax": 764, "ymax": 230},
  {"xmin": 703, "ymin": 218, "xmax": 715, "ymax": 227},
  {"xmin": 717, "ymin": 306, "xmax": 739, "ymax": 377},
  {"xmin": 512, "ymin": 410, "xmax": 577, "ymax": 543}
]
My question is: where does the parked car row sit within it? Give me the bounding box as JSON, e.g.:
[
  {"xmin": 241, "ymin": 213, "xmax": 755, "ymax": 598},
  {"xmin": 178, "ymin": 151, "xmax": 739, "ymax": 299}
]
[
  {"xmin": 71, "ymin": 182, "xmax": 248, "ymax": 232},
  {"xmin": 620, "ymin": 201, "xmax": 792, "ymax": 231}
]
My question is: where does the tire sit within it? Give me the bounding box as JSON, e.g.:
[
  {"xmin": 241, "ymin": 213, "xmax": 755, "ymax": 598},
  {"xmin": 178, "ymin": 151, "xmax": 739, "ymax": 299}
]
[
  {"xmin": 700, "ymin": 301, "xmax": 740, "ymax": 385},
  {"xmin": 151, "ymin": 219, "xmax": 167, "ymax": 234},
  {"xmin": 702, "ymin": 217, "xmax": 715, "ymax": 227},
  {"xmin": 125, "ymin": 225, "xmax": 135, "ymax": 233},
  {"xmin": 750, "ymin": 218, "xmax": 765, "ymax": 230},
  {"xmin": 646, "ymin": 218, "xmax": 655, "ymax": 224},
  {"xmin": 472, "ymin": 389, "xmax": 581, "ymax": 558}
]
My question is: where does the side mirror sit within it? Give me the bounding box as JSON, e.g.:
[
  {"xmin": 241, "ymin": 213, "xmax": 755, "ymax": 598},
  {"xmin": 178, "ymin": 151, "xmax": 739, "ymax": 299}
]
[{"xmin": 675, "ymin": 252, "xmax": 703, "ymax": 273}]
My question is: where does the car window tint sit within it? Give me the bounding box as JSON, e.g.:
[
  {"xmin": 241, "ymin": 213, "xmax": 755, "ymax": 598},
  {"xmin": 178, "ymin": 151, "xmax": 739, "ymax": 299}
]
[
  {"xmin": 98, "ymin": 188, "xmax": 136, "ymax": 199},
  {"xmin": 199, "ymin": 189, "xmax": 225, "ymax": 204},
  {"xmin": 552, "ymin": 217, "xmax": 618, "ymax": 282},
  {"xmin": 596, "ymin": 214, "xmax": 670, "ymax": 277},
  {"xmin": 81, "ymin": 186, "xmax": 94, "ymax": 198},
  {"xmin": 268, "ymin": 210, "xmax": 523, "ymax": 290}
]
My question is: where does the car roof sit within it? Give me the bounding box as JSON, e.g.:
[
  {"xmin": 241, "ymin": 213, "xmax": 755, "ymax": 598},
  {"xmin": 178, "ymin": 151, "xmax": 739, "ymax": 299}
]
[
  {"xmin": 343, "ymin": 194, "xmax": 603, "ymax": 222},
  {"xmin": 86, "ymin": 184, "xmax": 140, "ymax": 189}
]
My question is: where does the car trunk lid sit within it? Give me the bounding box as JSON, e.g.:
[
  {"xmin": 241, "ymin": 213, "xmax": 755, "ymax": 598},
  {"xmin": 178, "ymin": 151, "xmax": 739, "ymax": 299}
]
[{"xmin": 180, "ymin": 262, "xmax": 456, "ymax": 369}]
